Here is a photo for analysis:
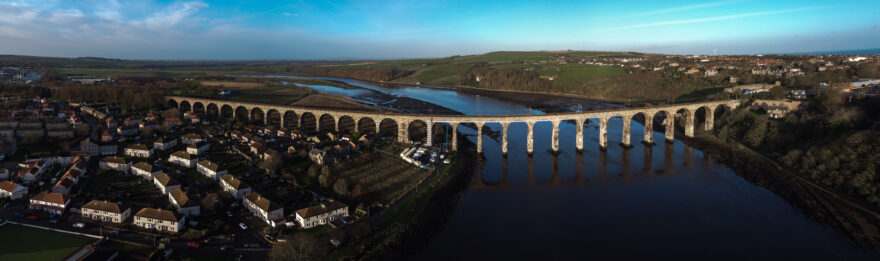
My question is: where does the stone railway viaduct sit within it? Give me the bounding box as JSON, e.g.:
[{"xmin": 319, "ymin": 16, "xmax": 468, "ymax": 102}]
[{"xmin": 166, "ymin": 96, "xmax": 742, "ymax": 155}]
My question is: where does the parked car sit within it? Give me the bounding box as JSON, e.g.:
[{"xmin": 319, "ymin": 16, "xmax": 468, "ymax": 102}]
[
  {"xmin": 264, "ymin": 235, "xmax": 276, "ymax": 242},
  {"xmin": 26, "ymin": 216, "xmax": 38, "ymax": 221},
  {"xmin": 49, "ymin": 219, "xmax": 59, "ymax": 224},
  {"xmin": 187, "ymin": 241, "xmax": 200, "ymax": 248},
  {"xmin": 73, "ymin": 222, "xmax": 85, "ymax": 229},
  {"xmin": 220, "ymin": 244, "xmax": 234, "ymax": 251},
  {"xmin": 238, "ymin": 223, "xmax": 248, "ymax": 230},
  {"xmin": 226, "ymin": 211, "xmax": 233, "ymax": 217},
  {"xmin": 13, "ymin": 212, "xmax": 25, "ymax": 218},
  {"xmin": 108, "ymin": 230, "xmax": 120, "ymax": 235}
]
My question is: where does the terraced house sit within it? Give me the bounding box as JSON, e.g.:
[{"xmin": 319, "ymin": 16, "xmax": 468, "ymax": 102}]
[
  {"xmin": 219, "ymin": 174, "xmax": 252, "ymax": 199},
  {"xmin": 134, "ymin": 208, "xmax": 184, "ymax": 233},
  {"xmin": 295, "ymin": 202, "xmax": 349, "ymax": 229},
  {"xmin": 197, "ymin": 160, "xmax": 226, "ymax": 180},
  {"xmin": 186, "ymin": 141, "xmax": 209, "ymax": 155},
  {"xmin": 168, "ymin": 151, "xmax": 197, "ymax": 168},
  {"xmin": 243, "ymin": 192, "xmax": 284, "ymax": 227},
  {"xmin": 181, "ymin": 133, "xmax": 204, "ymax": 145},
  {"xmin": 153, "ymin": 173, "xmax": 181, "ymax": 195},
  {"xmin": 153, "ymin": 137, "xmax": 178, "ymax": 151},
  {"xmin": 124, "ymin": 144, "xmax": 153, "ymax": 158},
  {"xmin": 99, "ymin": 156, "xmax": 131, "ymax": 172},
  {"xmin": 131, "ymin": 162, "xmax": 162, "ymax": 179},
  {"xmin": 0, "ymin": 180, "xmax": 27, "ymax": 200},
  {"xmin": 81, "ymin": 200, "xmax": 131, "ymax": 224},
  {"xmin": 29, "ymin": 191, "xmax": 70, "ymax": 215},
  {"xmin": 168, "ymin": 189, "xmax": 200, "ymax": 216}
]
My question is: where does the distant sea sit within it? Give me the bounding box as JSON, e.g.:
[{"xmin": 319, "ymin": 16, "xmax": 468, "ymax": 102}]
[{"xmin": 782, "ymin": 48, "xmax": 880, "ymax": 55}]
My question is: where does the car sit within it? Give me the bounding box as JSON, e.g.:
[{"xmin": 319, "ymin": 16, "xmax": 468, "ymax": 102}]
[
  {"xmin": 187, "ymin": 241, "xmax": 200, "ymax": 248},
  {"xmin": 264, "ymin": 234, "xmax": 276, "ymax": 242},
  {"xmin": 238, "ymin": 223, "xmax": 248, "ymax": 230},
  {"xmin": 26, "ymin": 216, "xmax": 39, "ymax": 221},
  {"xmin": 108, "ymin": 230, "xmax": 120, "ymax": 235},
  {"xmin": 220, "ymin": 244, "xmax": 234, "ymax": 251},
  {"xmin": 49, "ymin": 219, "xmax": 60, "ymax": 224},
  {"xmin": 13, "ymin": 212, "xmax": 25, "ymax": 218},
  {"xmin": 73, "ymin": 222, "xmax": 85, "ymax": 229},
  {"xmin": 226, "ymin": 211, "xmax": 233, "ymax": 217}
]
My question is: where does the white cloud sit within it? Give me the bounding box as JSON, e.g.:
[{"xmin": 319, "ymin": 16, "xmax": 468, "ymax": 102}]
[
  {"xmin": 597, "ymin": 7, "xmax": 828, "ymax": 32},
  {"xmin": 624, "ymin": 1, "xmax": 739, "ymax": 17},
  {"xmin": 283, "ymin": 12, "xmax": 298, "ymax": 17},
  {"xmin": 49, "ymin": 9, "xmax": 85, "ymax": 23},
  {"xmin": 144, "ymin": 1, "xmax": 209, "ymax": 30}
]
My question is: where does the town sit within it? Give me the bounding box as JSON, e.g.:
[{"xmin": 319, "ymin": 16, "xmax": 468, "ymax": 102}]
[{"xmin": 0, "ymin": 93, "xmax": 451, "ymax": 260}]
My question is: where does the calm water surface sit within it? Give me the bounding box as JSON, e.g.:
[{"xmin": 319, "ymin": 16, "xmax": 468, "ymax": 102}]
[{"xmin": 265, "ymin": 76, "xmax": 878, "ymax": 260}]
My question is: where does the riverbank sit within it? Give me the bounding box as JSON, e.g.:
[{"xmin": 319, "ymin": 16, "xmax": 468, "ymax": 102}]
[
  {"xmin": 682, "ymin": 134, "xmax": 880, "ymax": 250},
  {"xmin": 321, "ymin": 136, "xmax": 481, "ymax": 260}
]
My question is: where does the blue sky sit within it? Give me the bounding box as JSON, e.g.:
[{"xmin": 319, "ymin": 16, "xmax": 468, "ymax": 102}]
[{"xmin": 0, "ymin": 0, "xmax": 877, "ymax": 60}]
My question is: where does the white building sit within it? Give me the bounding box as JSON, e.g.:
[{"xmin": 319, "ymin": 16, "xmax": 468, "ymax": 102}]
[
  {"xmin": 168, "ymin": 151, "xmax": 197, "ymax": 168},
  {"xmin": 81, "ymin": 200, "xmax": 131, "ymax": 224},
  {"xmin": 181, "ymin": 133, "xmax": 204, "ymax": 145},
  {"xmin": 243, "ymin": 192, "xmax": 284, "ymax": 227},
  {"xmin": 134, "ymin": 208, "xmax": 184, "ymax": 234},
  {"xmin": 29, "ymin": 191, "xmax": 70, "ymax": 215},
  {"xmin": 99, "ymin": 156, "xmax": 131, "ymax": 172},
  {"xmin": 186, "ymin": 141, "xmax": 209, "ymax": 155},
  {"xmin": 124, "ymin": 144, "xmax": 153, "ymax": 158},
  {"xmin": 0, "ymin": 181, "xmax": 28, "ymax": 200},
  {"xmin": 168, "ymin": 189, "xmax": 200, "ymax": 216},
  {"xmin": 219, "ymin": 174, "xmax": 252, "ymax": 199},
  {"xmin": 131, "ymin": 162, "xmax": 162, "ymax": 179},
  {"xmin": 196, "ymin": 160, "xmax": 226, "ymax": 180},
  {"xmin": 154, "ymin": 138, "xmax": 178, "ymax": 151},
  {"xmin": 153, "ymin": 173, "xmax": 181, "ymax": 195},
  {"xmin": 295, "ymin": 201, "xmax": 349, "ymax": 229}
]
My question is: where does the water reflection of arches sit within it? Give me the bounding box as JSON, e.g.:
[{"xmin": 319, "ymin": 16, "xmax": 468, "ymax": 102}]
[{"xmin": 472, "ymin": 142, "xmax": 699, "ymax": 189}]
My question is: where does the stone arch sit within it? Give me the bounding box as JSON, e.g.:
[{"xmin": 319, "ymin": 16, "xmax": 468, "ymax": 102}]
[
  {"xmin": 192, "ymin": 102, "xmax": 205, "ymax": 116},
  {"xmin": 631, "ymin": 111, "xmax": 653, "ymax": 143},
  {"xmin": 206, "ymin": 103, "xmax": 219, "ymax": 119},
  {"xmin": 674, "ymin": 108, "xmax": 694, "ymax": 137},
  {"xmin": 235, "ymin": 106, "xmax": 249, "ymax": 122},
  {"xmin": 221, "ymin": 105, "xmax": 234, "ymax": 120},
  {"xmin": 167, "ymin": 99, "xmax": 178, "ymax": 109},
  {"xmin": 357, "ymin": 117, "xmax": 377, "ymax": 134},
  {"xmin": 408, "ymin": 120, "xmax": 428, "ymax": 143},
  {"xmin": 283, "ymin": 111, "xmax": 298, "ymax": 129},
  {"xmin": 319, "ymin": 114, "xmax": 336, "ymax": 132},
  {"xmin": 251, "ymin": 107, "xmax": 265, "ymax": 125},
  {"xmin": 336, "ymin": 115, "xmax": 355, "ymax": 134},
  {"xmin": 300, "ymin": 112, "xmax": 317, "ymax": 133},
  {"xmin": 378, "ymin": 118, "xmax": 398, "ymax": 140},
  {"xmin": 179, "ymin": 101, "xmax": 191, "ymax": 113},
  {"xmin": 714, "ymin": 104, "xmax": 732, "ymax": 119},
  {"xmin": 266, "ymin": 109, "xmax": 281, "ymax": 127},
  {"xmin": 695, "ymin": 106, "xmax": 712, "ymax": 131}
]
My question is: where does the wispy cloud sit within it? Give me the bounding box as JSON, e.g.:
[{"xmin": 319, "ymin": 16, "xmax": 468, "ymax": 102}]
[
  {"xmin": 282, "ymin": 12, "xmax": 298, "ymax": 17},
  {"xmin": 597, "ymin": 7, "xmax": 828, "ymax": 32},
  {"xmin": 624, "ymin": 1, "xmax": 739, "ymax": 17}
]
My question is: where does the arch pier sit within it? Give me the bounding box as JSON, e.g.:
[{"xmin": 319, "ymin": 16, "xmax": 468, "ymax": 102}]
[{"xmin": 166, "ymin": 96, "xmax": 740, "ymax": 156}]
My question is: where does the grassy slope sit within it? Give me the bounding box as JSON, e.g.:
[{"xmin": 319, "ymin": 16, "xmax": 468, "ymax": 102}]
[{"xmin": 0, "ymin": 225, "xmax": 92, "ymax": 260}]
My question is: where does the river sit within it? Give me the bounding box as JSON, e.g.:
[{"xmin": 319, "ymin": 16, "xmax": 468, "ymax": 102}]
[{"xmin": 263, "ymin": 76, "xmax": 878, "ymax": 260}]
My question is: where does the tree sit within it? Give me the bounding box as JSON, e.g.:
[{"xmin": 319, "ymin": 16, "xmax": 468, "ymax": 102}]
[
  {"xmin": 333, "ymin": 179, "xmax": 349, "ymax": 196},
  {"xmin": 270, "ymin": 233, "xmax": 319, "ymax": 261},
  {"xmin": 74, "ymin": 124, "xmax": 91, "ymax": 137}
]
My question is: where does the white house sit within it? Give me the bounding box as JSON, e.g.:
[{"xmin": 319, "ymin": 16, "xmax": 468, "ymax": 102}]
[
  {"xmin": 29, "ymin": 191, "xmax": 70, "ymax": 215},
  {"xmin": 168, "ymin": 189, "xmax": 200, "ymax": 216},
  {"xmin": 197, "ymin": 160, "xmax": 226, "ymax": 180},
  {"xmin": 124, "ymin": 144, "xmax": 153, "ymax": 158},
  {"xmin": 81, "ymin": 200, "xmax": 131, "ymax": 224},
  {"xmin": 181, "ymin": 133, "xmax": 204, "ymax": 145},
  {"xmin": 0, "ymin": 181, "xmax": 28, "ymax": 200},
  {"xmin": 186, "ymin": 141, "xmax": 209, "ymax": 155},
  {"xmin": 243, "ymin": 192, "xmax": 284, "ymax": 227},
  {"xmin": 154, "ymin": 137, "xmax": 178, "ymax": 151},
  {"xmin": 134, "ymin": 208, "xmax": 184, "ymax": 234},
  {"xmin": 153, "ymin": 173, "xmax": 181, "ymax": 195},
  {"xmin": 131, "ymin": 162, "xmax": 161, "ymax": 179},
  {"xmin": 99, "ymin": 156, "xmax": 131, "ymax": 172},
  {"xmin": 219, "ymin": 174, "xmax": 252, "ymax": 199},
  {"xmin": 295, "ymin": 201, "xmax": 349, "ymax": 229},
  {"xmin": 168, "ymin": 151, "xmax": 196, "ymax": 168}
]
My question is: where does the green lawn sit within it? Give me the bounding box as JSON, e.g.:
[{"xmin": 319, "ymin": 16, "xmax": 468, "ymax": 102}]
[
  {"xmin": 551, "ymin": 64, "xmax": 627, "ymax": 88},
  {"xmin": 0, "ymin": 225, "xmax": 92, "ymax": 261}
]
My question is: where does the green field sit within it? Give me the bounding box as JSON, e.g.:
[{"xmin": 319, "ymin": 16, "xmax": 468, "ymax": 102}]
[{"xmin": 0, "ymin": 225, "xmax": 92, "ymax": 260}]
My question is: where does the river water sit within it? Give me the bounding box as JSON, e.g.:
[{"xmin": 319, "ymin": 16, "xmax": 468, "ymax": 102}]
[{"xmin": 265, "ymin": 76, "xmax": 878, "ymax": 260}]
